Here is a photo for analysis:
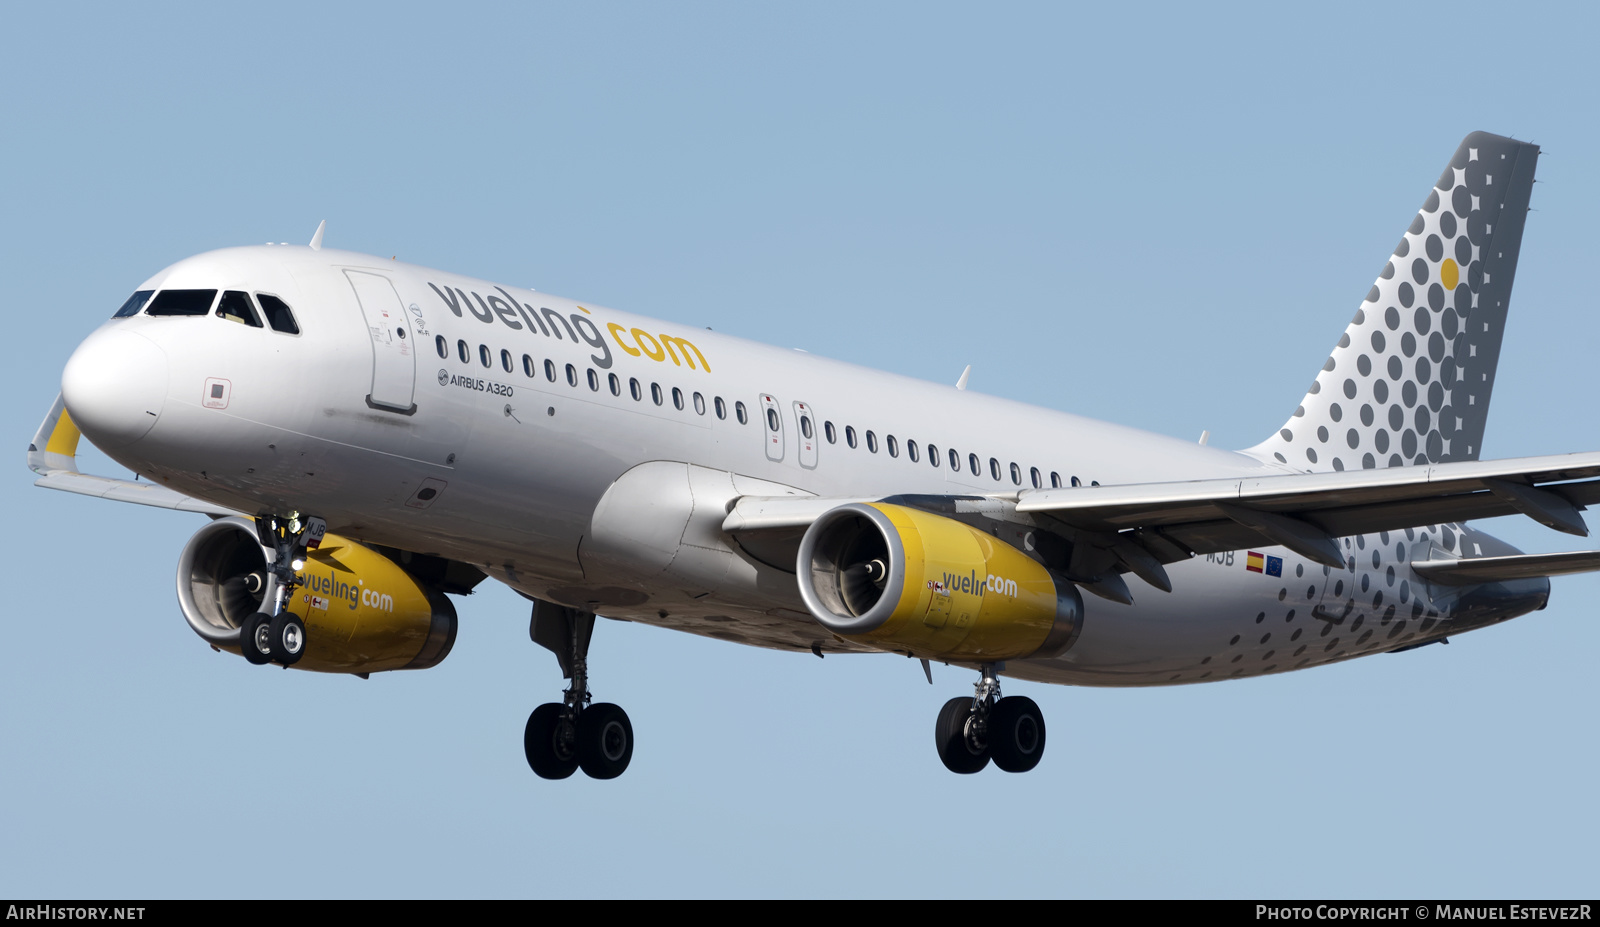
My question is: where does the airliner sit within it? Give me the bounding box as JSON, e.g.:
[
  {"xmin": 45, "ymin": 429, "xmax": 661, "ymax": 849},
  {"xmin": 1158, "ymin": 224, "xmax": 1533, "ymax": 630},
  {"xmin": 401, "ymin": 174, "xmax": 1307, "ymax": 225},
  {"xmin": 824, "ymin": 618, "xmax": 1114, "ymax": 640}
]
[{"xmin": 31, "ymin": 131, "xmax": 1600, "ymax": 778}]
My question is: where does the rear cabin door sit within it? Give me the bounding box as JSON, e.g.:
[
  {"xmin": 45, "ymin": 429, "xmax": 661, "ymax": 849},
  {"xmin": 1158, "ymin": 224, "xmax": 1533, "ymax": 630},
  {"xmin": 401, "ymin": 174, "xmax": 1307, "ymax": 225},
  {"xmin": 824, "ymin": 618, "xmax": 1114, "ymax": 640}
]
[{"xmin": 345, "ymin": 270, "xmax": 417, "ymax": 414}]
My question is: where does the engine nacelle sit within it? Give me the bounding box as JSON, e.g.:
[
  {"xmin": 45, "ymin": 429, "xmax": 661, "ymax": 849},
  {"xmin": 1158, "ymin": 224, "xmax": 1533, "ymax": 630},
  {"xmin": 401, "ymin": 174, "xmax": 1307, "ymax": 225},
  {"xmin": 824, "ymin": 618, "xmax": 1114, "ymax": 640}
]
[
  {"xmin": 176, "ymin": 516, "xmax": 457, "ymax": 673},
  {"xmin": 796, "ymin": 503, "xmax": 1082, "ymax": 661}
]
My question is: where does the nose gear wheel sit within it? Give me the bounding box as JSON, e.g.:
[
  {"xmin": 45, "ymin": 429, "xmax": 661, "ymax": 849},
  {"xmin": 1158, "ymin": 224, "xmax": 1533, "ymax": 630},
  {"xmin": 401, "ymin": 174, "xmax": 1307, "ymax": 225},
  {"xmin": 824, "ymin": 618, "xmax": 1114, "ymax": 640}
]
[{"xmin": 237, "ymin": 513, "xmax": 325, "ymax": 668}]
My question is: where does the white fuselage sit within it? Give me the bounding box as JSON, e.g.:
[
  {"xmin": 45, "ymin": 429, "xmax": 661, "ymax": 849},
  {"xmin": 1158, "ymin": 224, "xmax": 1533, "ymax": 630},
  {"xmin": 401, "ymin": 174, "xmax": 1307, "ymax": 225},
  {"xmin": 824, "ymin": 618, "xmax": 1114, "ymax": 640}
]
[{"xmin": 60, "ymin": 245, "xmax": 1549, "ymax": 688}]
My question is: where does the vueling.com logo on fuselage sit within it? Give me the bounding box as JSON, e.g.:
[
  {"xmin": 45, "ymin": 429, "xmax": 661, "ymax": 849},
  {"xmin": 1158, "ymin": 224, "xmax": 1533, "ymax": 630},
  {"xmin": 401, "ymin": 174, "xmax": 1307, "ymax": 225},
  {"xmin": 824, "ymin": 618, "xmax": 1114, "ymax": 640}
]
[
  {"xmin": 428, "ymin": 282, "xmax": 711, "ymax": 374},
  {"xmin": 939, "ymin": 570, "xmax": 1018, "ymax": 599}
]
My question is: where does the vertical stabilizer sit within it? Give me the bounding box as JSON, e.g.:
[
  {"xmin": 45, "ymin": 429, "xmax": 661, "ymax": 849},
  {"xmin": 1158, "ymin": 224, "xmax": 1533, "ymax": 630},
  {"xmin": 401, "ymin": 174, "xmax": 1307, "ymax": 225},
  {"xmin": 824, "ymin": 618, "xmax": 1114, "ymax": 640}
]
[{"xmin": 1247, "ymin": 132, "xmax": 1539, "ymax": 471}]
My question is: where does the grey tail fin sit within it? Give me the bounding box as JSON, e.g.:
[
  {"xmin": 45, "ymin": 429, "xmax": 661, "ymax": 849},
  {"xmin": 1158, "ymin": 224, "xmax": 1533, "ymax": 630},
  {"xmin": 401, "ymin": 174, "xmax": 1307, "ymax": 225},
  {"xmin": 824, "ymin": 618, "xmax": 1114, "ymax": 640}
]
[{"xmin": 1247, "ymin": 132, "xmax": 1540, "ymax": 472}]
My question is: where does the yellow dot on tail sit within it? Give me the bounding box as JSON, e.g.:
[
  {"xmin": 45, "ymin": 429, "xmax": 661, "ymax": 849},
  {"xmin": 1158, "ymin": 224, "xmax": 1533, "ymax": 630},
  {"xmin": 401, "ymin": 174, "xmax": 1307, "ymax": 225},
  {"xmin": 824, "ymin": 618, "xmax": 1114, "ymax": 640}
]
[{"xmin": 1441, "ymin": 258, "xmax": 1459, "ymax": 290}]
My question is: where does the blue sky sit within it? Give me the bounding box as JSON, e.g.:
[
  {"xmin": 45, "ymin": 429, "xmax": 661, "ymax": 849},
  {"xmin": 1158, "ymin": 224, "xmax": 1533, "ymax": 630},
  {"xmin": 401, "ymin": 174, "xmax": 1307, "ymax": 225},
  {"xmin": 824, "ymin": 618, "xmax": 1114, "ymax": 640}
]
[{"xmin": 3, "ymin": 2, "xmax": 1598, "ymax": 898}]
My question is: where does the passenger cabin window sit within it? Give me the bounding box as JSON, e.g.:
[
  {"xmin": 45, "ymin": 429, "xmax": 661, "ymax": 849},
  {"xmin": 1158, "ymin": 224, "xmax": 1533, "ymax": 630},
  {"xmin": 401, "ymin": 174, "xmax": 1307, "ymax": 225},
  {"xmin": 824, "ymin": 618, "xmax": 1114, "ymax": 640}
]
[
  {"xmin": 216, "ymin": 290, "xmax": 262, "ymax": 327},
  {"xmin": 715, "ymin": 397, "xmax": 727, "ymax": 420},
  {"xmin": 256, "ymin": 294, "xmax": 300, "ymax": 334},
  {"xmin": 1071, "ymin": 476, "xmax": 1082, "ymax": 487},
  {"xmin": 800, "ymin": 415, "xmax": 813, "ymax": 439},
  {"xmin": 766, "ymin": 407, "xmax": 780, "ymax": 431},
  {"xmin": 949, "ymin": 448, "xmax": 960, "ymax": 470},
  {"xmin": 588, "ymin": 369, "xmax": 600, "ymax": 391},
  {"xmin": 1009, "ymin": 462, "xmax": 1022, "ymax": 485},
  {"xmin": 866, "ymin": 431, "xmax": 878, "ymax": 453},
  {"xmin": 672, "ymin": 387, "xmax": 685, "ymax": 410},
  {"xmin": 886, "ymin": 435, "xmax": 897, "ymax": 457},
  {"xmin": 735, "ymin": 402, "xmax": 748, "ymax": 424},
  {"xmin": 545, "ymin": 359, "xmax": 557, "ymax": 382},
  {"xmin": 968, "ymin": 453, "xmax": 980, "ymax": 476},
  {"xmin": 651, "ymin": 383, "xmax": 663, "ymax": 405},
  {"xmin": 523, "ymin": 354, "xmax": 536, "ymax": 377},
  {"xmin": 1051, "ymin": 472, "xmax": 1062, "ymax": 488},
  {"xmin": 630, "ymin": 378, "xmax": 642, "ymax": 401},
  {"xmin": 480, "ymin": 345, "xmax": 492, "ymax": 368},
  {"xmin": 693, "ymin": 392, "xmax": 706, "ymax": 415},
  {"xmin": 146, "ymin": 289, "xmax": 217, "ymax": 317},
  {"xmin": 825, "ymin": 422, "xmax": 836, "ymax": 443},
  {"xmin": 501, "ymin": 349, "xmax": 513, "ymax": 373},
  {"xmin": 929, "ymin": 444, "xmax": 940, "ymax": 467},
  {"xmin": 1030, "ymin": 467, "xmax": 1042, "ymax": 489},
  {"xmin": 566, "ymin": 364, "xmax": 578, "ymax": 387},
  {"xmin": 846, "ymin": 426, "xmax": 857, "ymax": 449},
  {"xmin": 989, "ymin": 458, "xmax": 1001, "ymax": 481},
  {"xmin": 438, "ymin": 336, "xmax": 450, "ymax": 359},
  {"xmin": 610, "ymin": 373, "xmax": 621, "ymax": 396},
  {"xmin": 457, "ymin": 340, "xmax": 470, "ymax": 363},
  {"xmin": 113, "ymin": 291, "xmax": 153, "ymax": 318},
  {"xmin": 908, "ymin": 440, "xmax": 919, "ymax": 463}
]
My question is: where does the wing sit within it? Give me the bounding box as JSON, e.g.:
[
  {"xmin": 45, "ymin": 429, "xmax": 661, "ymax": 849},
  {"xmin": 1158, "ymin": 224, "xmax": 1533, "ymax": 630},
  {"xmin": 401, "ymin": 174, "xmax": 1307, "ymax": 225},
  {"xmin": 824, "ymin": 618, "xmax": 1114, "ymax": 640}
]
[
  {"xmin": 1013, "ymin": 452, "xmax": 1600, "ymax": 569},
  {"xmin": 27, "ymin": 393, "xmax": 239, "ymax": 516},
  {"xmin": 723, "ymin": 452, "xmax": 1600, "ymax": 602}
]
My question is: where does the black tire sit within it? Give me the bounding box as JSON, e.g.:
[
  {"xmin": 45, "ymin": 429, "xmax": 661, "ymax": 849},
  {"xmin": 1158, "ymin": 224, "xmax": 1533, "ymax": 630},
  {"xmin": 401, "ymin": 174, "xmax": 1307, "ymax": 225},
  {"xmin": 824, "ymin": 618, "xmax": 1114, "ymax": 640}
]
[
  {"xmin": 240, "ymin": 612, "xmax": 273, "ymax": 665},
  {"xmin": 577, "ymin": 702, "xmax": 634, "ymax": 780},
  {"xmin": 524, "ymin": 703, "xmax": 579, "ymax": 780},
  {"xmin": 268, "ymin": 612, "xmax": 305, "ymax": 666},
  {"xmin": 989, "ymin": 695, "xmax": 1046, "ymax": 773},
  {"xmin": 934, "ymin": 696, "xmax": 989, "ymax": 774}
]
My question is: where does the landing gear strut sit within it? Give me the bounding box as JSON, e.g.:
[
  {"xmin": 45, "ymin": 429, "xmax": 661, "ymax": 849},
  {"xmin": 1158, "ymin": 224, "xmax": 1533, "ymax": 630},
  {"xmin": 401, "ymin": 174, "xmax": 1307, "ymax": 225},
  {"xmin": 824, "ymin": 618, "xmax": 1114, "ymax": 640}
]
[
  {"xmin": 525, "ymin": 600, "xmax": 634, "ymax": 780},
  {"xmin": 239, "ymin": 513, "xmax": 325, "ymax": 667},
  {"xmin": 934, "ymin": 663, "xmax": 1046, "ymax": 774}
]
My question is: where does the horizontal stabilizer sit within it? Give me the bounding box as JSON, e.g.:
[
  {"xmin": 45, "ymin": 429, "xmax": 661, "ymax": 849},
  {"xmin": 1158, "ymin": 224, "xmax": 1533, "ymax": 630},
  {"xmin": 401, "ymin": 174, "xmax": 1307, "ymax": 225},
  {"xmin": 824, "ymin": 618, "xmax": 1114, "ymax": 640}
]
[
  {"xmin": 1412, "ymin": 551, "xmax": 1600, "ymax": 586},
  {"xmin": 27, "ymin": 393, "xmax": 238, "ymax": 517}
]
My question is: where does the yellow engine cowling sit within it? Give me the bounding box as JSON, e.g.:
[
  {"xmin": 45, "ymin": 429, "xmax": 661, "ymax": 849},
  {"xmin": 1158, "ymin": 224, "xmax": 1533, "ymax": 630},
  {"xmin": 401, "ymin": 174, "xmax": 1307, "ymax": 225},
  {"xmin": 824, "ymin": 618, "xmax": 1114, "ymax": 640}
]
[
  {"xmin": 796, "ymin": 503, "xmax": 1082, "ymax": 662},
  {"xmin": 176, "ymin": 516, "xmax": 457, "ymax": 673}
]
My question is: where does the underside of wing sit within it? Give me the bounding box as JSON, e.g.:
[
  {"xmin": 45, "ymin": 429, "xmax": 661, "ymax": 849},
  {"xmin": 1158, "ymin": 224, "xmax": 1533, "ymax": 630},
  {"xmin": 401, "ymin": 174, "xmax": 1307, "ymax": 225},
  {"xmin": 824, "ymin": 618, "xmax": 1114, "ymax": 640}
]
[
  {"xmin": 1014, "ymin": 451, "xmax": 1600, "ymax": 569},
  {"xmin": 721, "ymin": 452, "xmax": 1600, "ymax": 605}
]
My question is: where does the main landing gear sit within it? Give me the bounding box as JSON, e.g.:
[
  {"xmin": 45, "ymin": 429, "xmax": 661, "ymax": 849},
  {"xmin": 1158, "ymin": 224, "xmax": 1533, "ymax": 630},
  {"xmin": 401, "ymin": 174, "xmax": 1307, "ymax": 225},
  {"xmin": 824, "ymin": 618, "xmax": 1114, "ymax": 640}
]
[
  {"xmin": 524, "ymin": 600, "xmax": 634, "ymax": 780},
  {"xmin": 934, "ymin": 663, "xmax": 1047, "ymax": 774},
  {"xmin": 239, "ymin": 513, "xmax": 325, "ymax": 668}
]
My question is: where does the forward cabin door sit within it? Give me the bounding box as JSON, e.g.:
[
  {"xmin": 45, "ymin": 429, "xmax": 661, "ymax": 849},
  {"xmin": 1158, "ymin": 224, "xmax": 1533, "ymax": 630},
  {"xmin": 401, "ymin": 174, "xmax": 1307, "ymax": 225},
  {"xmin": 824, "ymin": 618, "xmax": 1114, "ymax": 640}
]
[{"xmin": 345, "ymin": 270, "xmax": 417, "ymax": 414}]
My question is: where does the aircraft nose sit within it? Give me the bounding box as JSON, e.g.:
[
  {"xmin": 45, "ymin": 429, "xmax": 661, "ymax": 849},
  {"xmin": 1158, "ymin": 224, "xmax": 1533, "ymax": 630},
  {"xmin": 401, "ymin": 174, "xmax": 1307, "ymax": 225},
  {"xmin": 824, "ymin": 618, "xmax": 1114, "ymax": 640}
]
[{"xmin": 61, "ymin": 328, "xmax": 169, "ymax": 449}]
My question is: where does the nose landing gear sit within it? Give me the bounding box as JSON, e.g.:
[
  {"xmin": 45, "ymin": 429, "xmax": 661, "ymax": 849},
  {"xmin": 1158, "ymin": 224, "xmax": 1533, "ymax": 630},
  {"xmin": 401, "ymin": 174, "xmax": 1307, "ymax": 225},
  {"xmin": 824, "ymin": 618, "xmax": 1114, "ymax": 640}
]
[
  {"xmin": 525, "ymin": 600, "xmax": 635, "ymax": 780},
  {"xmin": 239, "ymin": 514, "xmax": 324, "ymax": 668},
  {"xmin": 934, "ymin": 663, "xmax": 1047, "ymax": 774}
]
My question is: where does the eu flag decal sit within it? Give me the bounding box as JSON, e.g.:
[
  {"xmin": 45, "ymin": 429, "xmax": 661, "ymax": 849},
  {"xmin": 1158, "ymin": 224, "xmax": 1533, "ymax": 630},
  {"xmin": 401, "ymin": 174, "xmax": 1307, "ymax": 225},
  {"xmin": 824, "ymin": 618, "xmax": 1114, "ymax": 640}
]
[
  {"xmin": 1265, "ymin": 555, "xmax": 1283, "ymax": 577},
  {"xmin": 1246, "ymin": 551, "xmax": 1264, "ymax": 573}
]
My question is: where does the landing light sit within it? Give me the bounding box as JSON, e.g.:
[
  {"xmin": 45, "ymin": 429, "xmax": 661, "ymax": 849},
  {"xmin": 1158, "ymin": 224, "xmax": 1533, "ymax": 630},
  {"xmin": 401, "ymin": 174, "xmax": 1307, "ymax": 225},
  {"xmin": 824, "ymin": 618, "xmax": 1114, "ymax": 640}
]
[{"xmin": 291, "ymin": 558, "xmax": 305, "ymax": 571}]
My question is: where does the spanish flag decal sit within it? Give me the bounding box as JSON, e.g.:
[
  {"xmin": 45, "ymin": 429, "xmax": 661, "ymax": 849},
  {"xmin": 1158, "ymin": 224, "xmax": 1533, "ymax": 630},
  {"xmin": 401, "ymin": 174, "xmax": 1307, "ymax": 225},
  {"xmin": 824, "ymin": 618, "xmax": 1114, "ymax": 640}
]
[{"xmin": 1246, "ymin": 551, "xmax": 1284, "ymax": 576}]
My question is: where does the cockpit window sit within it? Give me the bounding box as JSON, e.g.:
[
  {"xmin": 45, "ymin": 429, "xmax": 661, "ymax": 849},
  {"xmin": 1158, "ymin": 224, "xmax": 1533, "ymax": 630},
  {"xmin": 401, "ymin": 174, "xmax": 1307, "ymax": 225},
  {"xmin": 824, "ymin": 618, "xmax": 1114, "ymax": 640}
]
[
  {"xmin": 145, "ymin": 289, "xmax": 218, "ymax": 316},
  {"xmin": 112, "ymin": 291, "xmax": 153, "ymax": 318},
  {"xmin": 216, "ymin": 290, "xmax": 263, "ymax": 327},
  {"xmin": 255, "ymin": 294, "xmax": 300, "ymax": 334}
]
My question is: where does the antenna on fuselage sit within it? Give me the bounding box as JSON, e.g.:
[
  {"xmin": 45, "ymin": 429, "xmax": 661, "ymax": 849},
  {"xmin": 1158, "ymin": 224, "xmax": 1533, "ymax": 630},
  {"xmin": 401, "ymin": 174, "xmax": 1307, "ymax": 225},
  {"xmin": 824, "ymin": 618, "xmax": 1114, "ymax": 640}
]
[
  {"xmin": 955, "ymin": 365, "xmax": 971, "ymax": 391},
  {"xmin": 309, "ymin": 220, "xmax": 326, "ymax": 251}
]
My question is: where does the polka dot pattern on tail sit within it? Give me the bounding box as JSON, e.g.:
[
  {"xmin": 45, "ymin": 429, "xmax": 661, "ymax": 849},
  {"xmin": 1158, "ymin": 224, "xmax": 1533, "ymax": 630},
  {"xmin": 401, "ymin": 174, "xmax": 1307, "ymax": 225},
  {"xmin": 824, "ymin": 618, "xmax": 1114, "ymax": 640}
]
[{"xmin": 1248, "ymin": 133, "xmax": 1539, "ymax": 473}]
